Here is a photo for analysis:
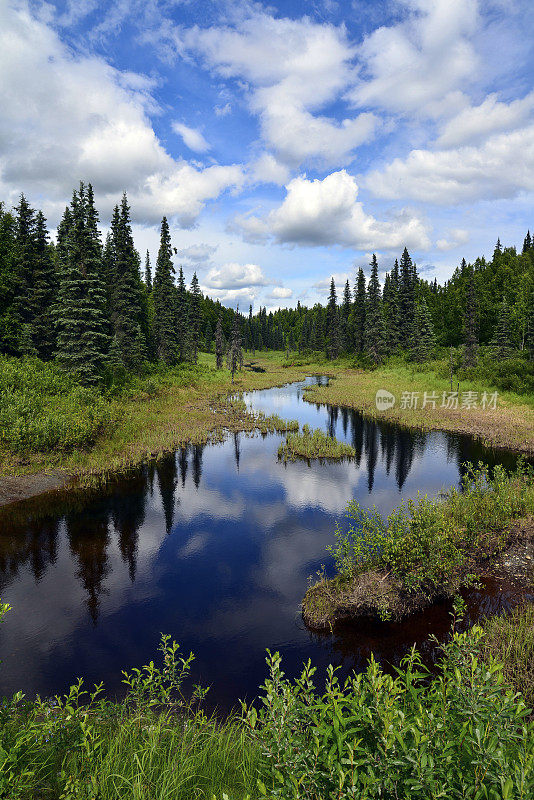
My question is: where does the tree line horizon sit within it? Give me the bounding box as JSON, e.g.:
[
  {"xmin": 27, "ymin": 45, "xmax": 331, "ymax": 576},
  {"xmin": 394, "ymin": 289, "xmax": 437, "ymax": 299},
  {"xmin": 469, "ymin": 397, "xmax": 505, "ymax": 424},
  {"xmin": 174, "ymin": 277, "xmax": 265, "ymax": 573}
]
[{"xmin": 1, "ymin": 181, "xmax": 533, "ymax": 384}]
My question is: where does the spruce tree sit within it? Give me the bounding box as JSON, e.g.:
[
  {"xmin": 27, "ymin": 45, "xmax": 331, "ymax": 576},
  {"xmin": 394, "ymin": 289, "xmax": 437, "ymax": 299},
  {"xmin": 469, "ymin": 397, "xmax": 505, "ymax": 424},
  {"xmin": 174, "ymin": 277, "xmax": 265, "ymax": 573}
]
[
  {"xmin": 409, "ymin": 298, "xmax": 436, "ymax": 362},
  {"xmin": 364, "ymin": 254, "xmax": 386, "ymax": 364},
  {"xmin": 109, "ymin": 192, "xmax": 147, "ymax": 369},
  {"xmin": 342, "ymin": 279, "xmax": 352, "ymax": 350},
  {"xmin": 491, "ymin": 297, "xmax": 514, "ymax": 357},
  {"xmin": 54, "ymin": 183, "xmax": 109, "ymax": 384},
  {"xmin": 31, "ymin": 210, "xmax": 57, "ymax": 359},
  {"xmin": 204, "ymin": 320, "xmax": 213, "ymax": 352},
  {"xmin": 12, "ymin": 194, "xmax": 36, "ymax": 346},
  {"xmin": 144, "ymin": 250, "xmax": 152, "ymax": 290},
  {"xmin": 189, "ymin": 272, "xmax": 202, "ymax": 363},
  {"xmin": 384, "ymin": 258, "xmax": 401, "ymax": 354},
  {"xmin": 153, "ymin": 216, "xmax": 178, "ymax": 365},
  {"xmin": 526, "ymin": 282, "xmax": 534, "ymax": 361},
  {"xmin": 464, "ymin": 264, "xmax": 478, "ymax": 366},
  {"xmin": 215, "ymin": 313, "xmax": 224, "ymax": 369},
  {"xmin": 176, "ymin": 266, "xmax": 192, "ymax": 362},
  {"xmin": 354, "ymin": 268, "xmax": 366, "ymax": 353},
  {"xmin": 0, "ymin": 202, "xmax": 17, "ymax": 354},
  {"xmin": 399, "ymin": 247, "xmax": 416, "ymax": 347},
  {"xmin": 326, "ymin": 277, "xmax": 342, "ymax": 359},
  {"xmin": 226, "ymin": 308, "xmax": 243, "ymax": 383}
]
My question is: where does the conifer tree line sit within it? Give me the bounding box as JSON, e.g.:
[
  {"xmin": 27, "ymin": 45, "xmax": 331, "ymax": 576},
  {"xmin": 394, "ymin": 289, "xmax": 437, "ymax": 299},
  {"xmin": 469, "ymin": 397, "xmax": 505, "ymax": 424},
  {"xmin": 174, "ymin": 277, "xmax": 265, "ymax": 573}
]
[{"xmin": 1, "ymin": 184, "xmax": 533, "ymax": 381}]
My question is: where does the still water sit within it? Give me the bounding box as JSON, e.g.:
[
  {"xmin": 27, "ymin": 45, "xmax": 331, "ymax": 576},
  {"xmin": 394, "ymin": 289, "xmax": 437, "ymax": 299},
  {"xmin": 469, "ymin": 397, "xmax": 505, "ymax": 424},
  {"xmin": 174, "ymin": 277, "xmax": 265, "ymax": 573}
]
[{"xmin": 0, "ymin": 378, "xmax": 525, "ymax": 708}]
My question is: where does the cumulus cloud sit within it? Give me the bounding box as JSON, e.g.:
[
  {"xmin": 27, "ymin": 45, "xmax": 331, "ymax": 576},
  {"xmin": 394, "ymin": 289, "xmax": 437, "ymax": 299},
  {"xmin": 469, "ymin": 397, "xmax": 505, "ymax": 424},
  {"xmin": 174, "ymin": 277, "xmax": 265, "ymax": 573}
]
[
  {"xmin": 176, "ymin": 243, "xmax": 218, "ymax": 263},
  {"xmin": 0, "ymin": 2, "xmax": 243, "ymax": 225},
  {"xmin": 172, "ymin": 122, "xmax": 211, "ymax": 153},
  {"xmin": 436, "ymin": 91, "xmax": 534, "ymax": 148},
  {"xmin": 350, "ymin": 0, "xmax": 479, "ymax": 118},
  {"xmin": 366, "ymin": 124, "xmax": 534, "ymax": 204},
  {"xmin": 180, "ymin": 12, "xmax": 378, "ymax": 168},
  {"xmin": 250, "ymin": 152, "xmax": 290, "ymax": 186},
  {"xmin": 268, "ymin": 286, "xmax": 293, "ymax": 299},
  {"xmin": 436, "ymin": 228, "xmax": 469, "ymax": 251},
  {"xmin": 234, "ymin": 170, "xmax": 430, "ymax": 250},
  {"xmin": 204, "ymin": 262, "xmax": 271, "ymax": 290}
]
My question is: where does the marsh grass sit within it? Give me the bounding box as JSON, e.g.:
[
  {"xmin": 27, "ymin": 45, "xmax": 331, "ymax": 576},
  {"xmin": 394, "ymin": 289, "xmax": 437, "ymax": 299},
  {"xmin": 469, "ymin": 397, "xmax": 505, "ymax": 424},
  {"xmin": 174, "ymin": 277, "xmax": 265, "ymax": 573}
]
[
  {"xmin": 303, "ymin": 461, "xmax": 534, "ymax": 627},
  {"xmin": 278, "ymin": 424, "xmax": 356, "ymax": 462}
]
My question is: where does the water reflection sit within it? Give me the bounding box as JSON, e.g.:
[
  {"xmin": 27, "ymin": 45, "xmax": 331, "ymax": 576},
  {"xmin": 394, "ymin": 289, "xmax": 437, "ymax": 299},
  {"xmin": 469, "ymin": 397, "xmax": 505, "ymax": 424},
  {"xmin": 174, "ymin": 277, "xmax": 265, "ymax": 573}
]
[{"xmin": 0, "ymin": 378, "xmax": 525, "ymax": 706}]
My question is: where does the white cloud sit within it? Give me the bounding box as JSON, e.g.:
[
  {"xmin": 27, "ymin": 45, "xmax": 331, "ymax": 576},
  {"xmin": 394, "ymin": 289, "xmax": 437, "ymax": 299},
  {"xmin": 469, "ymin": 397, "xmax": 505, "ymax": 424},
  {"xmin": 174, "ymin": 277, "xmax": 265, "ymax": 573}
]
[
  {"xmin": 214, "ymin": 102, "xmax": 232, "ymax": 117},
  {"xmin": 204, "ymin": 262, "xmax": 271, "ymax": 290},
  {"xmin": 250, "ymin": 152, "xmax": 290, "ymax": 186},
  {"xmin": 172, "ymin": 121, "xmax": 211, "ymax": 153},
  {"xmin": 268, "ymin": 286, "xmax": 293, "ymax": 299},
  {"xmin": 176, "ymin": 243, "xmax": 217, "ymax": 263},
  {"xmin": 0, "ymin": 2, "xmax": 243, "ymax": 225},
  {"xmin": 437, "ymin": 91, "xmax": 534, "ymax": 148},
  {"xmin": 350, "ymin": 0, "xmax": 479, "ymax": 118},
  {"xmin": 235, "ymin": 170, "xmax": 431, "ymax": 250},
  {"xmin": 436, "ymin": 228, "xmax": 469, "ymax": 251},
  {"xmin": 366, "ymin": 124, "xmax": 534, "ymax": 204},
  {"xmin": 181, "ymin": 12, "xmax": 378, "ymax": 167}
]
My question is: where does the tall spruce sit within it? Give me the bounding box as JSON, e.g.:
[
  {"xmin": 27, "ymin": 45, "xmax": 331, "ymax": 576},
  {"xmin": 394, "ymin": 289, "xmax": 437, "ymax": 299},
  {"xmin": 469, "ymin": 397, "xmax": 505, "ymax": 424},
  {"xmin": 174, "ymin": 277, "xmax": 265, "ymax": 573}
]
[
  {"xmin": 189, "ymin": 272, "xmax": 202, "ymax": 363},
  {"xmin": 215, "ymin": 313, "xmax": 224, "ymax": 369},
  {"xmin": 526, "ymin": 282, "xmax": 534, "ymax": 360},
  {"xmin": 464, "ymin": 264, "xmax": 478, "ymax": 366},
  {"xmin": 109, "ymin": 192, "xmax": 147, "ymax": 369},
  {"xmin": 342, "ymin": 279, "xmax": 352, "ymax": 350},
  {"xmin": 153, "ymin": 216, "xmax": 178, "ymax": 365},
  {"xmin": 0, "ymin": 202, "xmax": 17, "ymax": 354},
  {"xmin": 364, "ymin": 254, "xmax": 386, "ymax": 364},
  {"xmin": 226, "ymin": 308, "xmax": 243, "ymax": 383},
  {"xmin": 399, "ymin": 247, "xmax": 416, "ymax": 347},
  {"xmin": 409, "ymin": 298, "xmax": 436, "ymax": 362},
  {"xmin": 144, "ymin": 250, "xmax": 152, "ymax": 290},
  {"xmin": 31, "ymin": 211, "xmax": 57, "ymax": 359},
  {"xmin": 326, "ymin": 277, "xmax": 342, "ymax": 360},
  {"xmin": 354, "ymin": 268, "xmax": 366, "ymax": 353},
  {"xmin": 492, "ymin": 297, "xmax": 514, "ymax": 357},
  {"xmin": 54, "ymin": 183, "xmax": 109, "ymax": 384},
  {"xmin": 384, "ymin": 259, "xmax": 401, "ymax": 354}
]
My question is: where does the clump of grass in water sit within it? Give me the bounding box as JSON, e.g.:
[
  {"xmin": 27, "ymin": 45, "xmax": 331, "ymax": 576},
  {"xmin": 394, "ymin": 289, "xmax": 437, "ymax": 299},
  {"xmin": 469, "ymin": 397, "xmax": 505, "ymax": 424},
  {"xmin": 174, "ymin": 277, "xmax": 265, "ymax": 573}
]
[
  {"xmin": 481, "ymin": 603, "xmax": 534, "ymax": 708},
  {"xmin": 278, "ymin": 423, "xmax": 356, "ymax": 461}
]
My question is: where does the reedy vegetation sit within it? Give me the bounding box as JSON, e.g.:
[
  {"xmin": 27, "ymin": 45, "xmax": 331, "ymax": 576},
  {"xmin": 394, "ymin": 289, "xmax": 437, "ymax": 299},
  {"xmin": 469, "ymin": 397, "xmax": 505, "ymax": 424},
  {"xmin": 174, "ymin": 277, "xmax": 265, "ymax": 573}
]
[{"xmin": 278, "ymin": 424, "xmax": 356, "ymax": 462}]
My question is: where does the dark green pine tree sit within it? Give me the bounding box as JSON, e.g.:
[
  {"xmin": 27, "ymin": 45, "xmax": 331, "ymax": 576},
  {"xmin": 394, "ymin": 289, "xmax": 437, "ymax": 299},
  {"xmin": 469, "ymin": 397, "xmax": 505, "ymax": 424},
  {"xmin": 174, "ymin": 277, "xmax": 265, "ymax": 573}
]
[
  {"xmin": 215, "ymin": 313, "xmax": 224, "ymax": 369},
  {"xmin": 176, "ymin": 266, "xmax": 192, "ymax": 362},
  {"xmin": 409, "ymin": 298, "xmax": 436, "ymax": 362},
  {"xmin": 110, "ymin": 192, "xmax": 147, "ymax": 369},
  {"xmin": 0, "ymin": 201, "xmax": 19, "ymax": 354},
  {"xmin": 526, "ymin": 282, "xmax": 534, "ymax": 361},
  {"xmin": 153, "ymin": 216, "xmax": 179, "ymax": 365},
  {"xmin": 341, "ymin": 279, "xmax": 352, "ymax": 350},
  {"xmin": 326, "ymin": 277, "xmax": 342, "ymax": 360},
  {"xmin": 54, "ymin": 183, "xmax": 109, "ymax": 384},
  {"xmin": 144, "ymin": 250, "xmax": 152, "ymax": 290},
  {"xmin": 30, "ymin": 210, "xmax": 57, "ymax": 359},
  {"xmin": 12, "ymin": 194, "xmax": 36, "ymax": 347},
  {"xmin": 491, "ymin": 297, "xmax": 514, "ymax": 357},
  {"xmin": 354, "ymin": 267, "xmax": 366, "ymax": 353},
  {"xmin": 226, "ymin": 308, "xmax": 243, "ymax": 383},
  {"xmin": 463, "ymin": 264, "xmax": 478, "ymax": 366},
  {"xmin": 384, "ymin": 258, "xmax": 401, "ymax": 354},
  {"xmin": 364, "ymin": 254, "xmax": 386, "ymax": 364},
  {"xmin": 399, "ymin": 247, "xmax": 416, "ymax": 347},
  {"xmin": 189, "ymin": 272, "xmax": 202, "ymax": 363}
]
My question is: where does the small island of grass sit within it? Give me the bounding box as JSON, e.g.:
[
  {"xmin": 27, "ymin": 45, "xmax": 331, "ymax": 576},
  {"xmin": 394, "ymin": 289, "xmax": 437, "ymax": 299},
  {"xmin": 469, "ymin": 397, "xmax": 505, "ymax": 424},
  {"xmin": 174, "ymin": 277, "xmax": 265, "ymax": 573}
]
[
  {"xmin": 278, "ymin": 423, "xmax": 356, "ymax": 462},
  {"xmin": 303, "ymin": 461, "xmax": 534, "ymax": 629}
]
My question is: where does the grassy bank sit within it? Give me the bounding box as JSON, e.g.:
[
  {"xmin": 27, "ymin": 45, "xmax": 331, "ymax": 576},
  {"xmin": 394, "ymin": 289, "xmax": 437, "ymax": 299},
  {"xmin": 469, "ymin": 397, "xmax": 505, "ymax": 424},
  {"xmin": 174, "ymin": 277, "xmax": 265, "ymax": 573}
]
[
  {"xmin": 0, "ymin": 352, "xmax": 309, "ymax": 492},
  {"xmin": 303, "ymin": 354, "xmax": 534, "ymax": 455},
  {"xmin": 303, "ymin": 461, "xmax": 534, "ymax": 629},
  {"xmin": 277, "ymin": 424, "xmax": 355, "ymax": 462},
  {"xmin": 2, "ymin": 598, "xmax": 534, "ymax": 799}
]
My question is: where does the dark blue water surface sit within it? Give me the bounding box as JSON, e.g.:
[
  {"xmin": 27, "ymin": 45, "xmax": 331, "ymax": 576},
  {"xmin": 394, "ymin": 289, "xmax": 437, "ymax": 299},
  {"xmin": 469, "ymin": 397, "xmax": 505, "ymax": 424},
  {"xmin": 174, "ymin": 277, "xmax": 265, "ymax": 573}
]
[{"xmin": 0, "ymin": 378, "xmax": 525, "ymax": 708}]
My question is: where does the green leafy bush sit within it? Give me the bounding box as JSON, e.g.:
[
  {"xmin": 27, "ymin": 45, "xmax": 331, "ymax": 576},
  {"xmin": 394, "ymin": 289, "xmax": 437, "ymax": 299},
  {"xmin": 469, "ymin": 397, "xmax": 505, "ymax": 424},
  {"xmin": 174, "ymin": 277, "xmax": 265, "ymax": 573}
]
[{"xmin": 244, "ymin": 630, "xmax": 534, "ymax": 799}]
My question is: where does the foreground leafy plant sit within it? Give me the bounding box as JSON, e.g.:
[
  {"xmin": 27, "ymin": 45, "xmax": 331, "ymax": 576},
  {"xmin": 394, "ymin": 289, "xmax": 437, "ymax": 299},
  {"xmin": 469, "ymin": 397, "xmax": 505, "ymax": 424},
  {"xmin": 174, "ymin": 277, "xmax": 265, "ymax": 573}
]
[{"xmin": 243, "ymin": 628, "xmax": 534, "ymax": 799}]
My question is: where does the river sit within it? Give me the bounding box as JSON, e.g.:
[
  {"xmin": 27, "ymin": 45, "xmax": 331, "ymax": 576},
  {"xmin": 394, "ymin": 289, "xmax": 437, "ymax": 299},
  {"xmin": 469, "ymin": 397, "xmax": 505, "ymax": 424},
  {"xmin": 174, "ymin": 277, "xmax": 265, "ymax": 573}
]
[{"xmin": 0, "ymin": 377, "xmax": 527, "ymax": 708}]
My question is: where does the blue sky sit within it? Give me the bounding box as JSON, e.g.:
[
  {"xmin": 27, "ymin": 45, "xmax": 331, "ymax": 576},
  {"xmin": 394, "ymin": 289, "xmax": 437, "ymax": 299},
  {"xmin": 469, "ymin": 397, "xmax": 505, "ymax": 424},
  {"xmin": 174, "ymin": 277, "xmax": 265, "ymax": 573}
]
[{"xmin": 1, "ymin": 0, "xmax": 533, "ymax": 308}]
